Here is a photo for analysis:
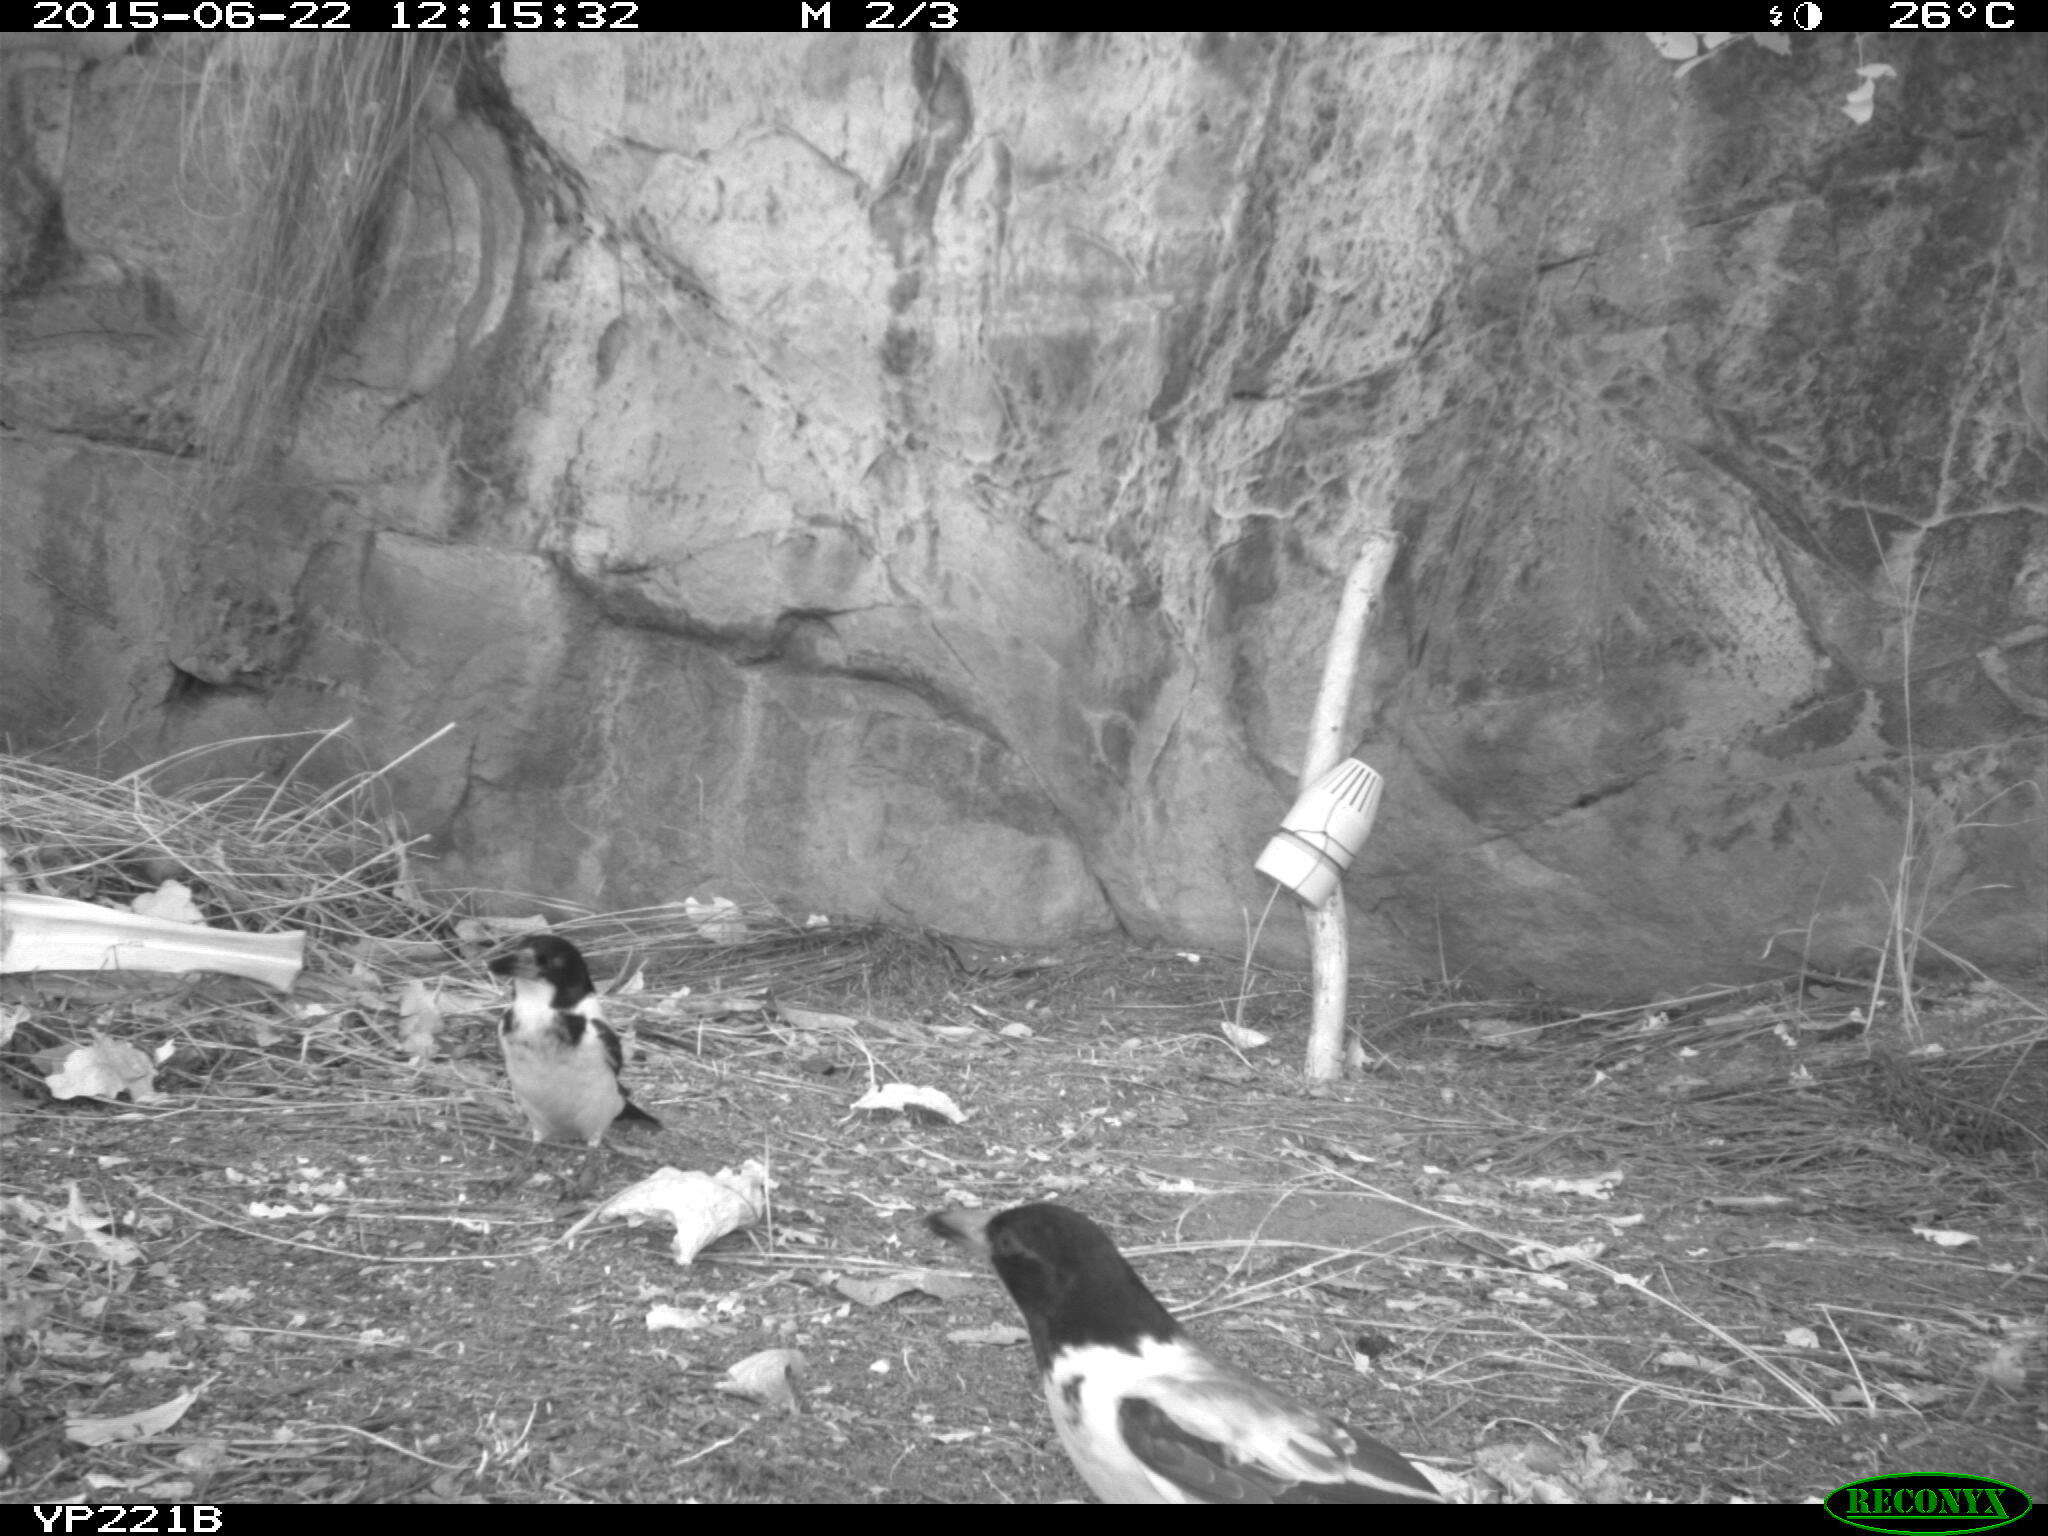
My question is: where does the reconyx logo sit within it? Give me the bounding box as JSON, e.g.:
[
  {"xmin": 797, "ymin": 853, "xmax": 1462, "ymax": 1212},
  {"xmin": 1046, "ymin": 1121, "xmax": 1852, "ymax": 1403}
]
[{"xmin": 1824, "ymin": 1474, "xmax": 2033, "ymax": 1534}]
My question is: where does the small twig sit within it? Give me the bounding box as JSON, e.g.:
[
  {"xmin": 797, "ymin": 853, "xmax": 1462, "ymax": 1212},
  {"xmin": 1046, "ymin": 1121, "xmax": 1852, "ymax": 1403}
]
[
  {"xmin": 675, "ymin": 1427, "xmax": 747, "ymax": 1467},
  {"xmin": 1817, "ymin": 1304, "xmax": 1876, "ymax": 1414},
  {"xmin": 296, "ymin": 1422, "xmax": 466, "ymax": 1471},
  {"xmin": 136, "ymin": 1183, "xmax": 536, "ymax": 1266}
]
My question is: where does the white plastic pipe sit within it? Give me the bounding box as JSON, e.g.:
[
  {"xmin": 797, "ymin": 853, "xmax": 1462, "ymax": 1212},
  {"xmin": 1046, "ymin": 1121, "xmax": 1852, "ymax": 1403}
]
[{"xmin": 0, "ymin": 892, "xmax": 304, "ymax": 992}]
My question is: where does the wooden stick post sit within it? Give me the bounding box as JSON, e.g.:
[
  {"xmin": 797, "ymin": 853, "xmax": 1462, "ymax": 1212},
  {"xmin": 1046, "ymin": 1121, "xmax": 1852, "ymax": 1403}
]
[{"xmin": 1298, "ymin": 532, "xmax": 1398, "ymax": 1080}]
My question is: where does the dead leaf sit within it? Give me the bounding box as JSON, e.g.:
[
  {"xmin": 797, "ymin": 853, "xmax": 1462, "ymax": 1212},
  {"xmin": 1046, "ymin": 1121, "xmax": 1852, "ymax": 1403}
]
[
  {"xmin": 67, "ymin": 1386, "xmax": 202, "ymax": 1446},
  {"xmin": 45, "ymin": 1033, "xmax": 161, "ymax": 1103},
  {"xmin": 851, "ymin": 1083, "xmax": 966, "ymax": 1124},
  {"xmin": 718, "ymin": 1347, "xmax": 804, "ymax": 1410},
  {"xmin": 567, "ymin": 1161, "xmax": 770, "ymax": 1264},
  {"xmin": 1911, "ymin": 1226, "xmax": 1978, "ymax": 1249},
  {"xmin": 945, "ymin": 1323, "xmax": 1029, "ymax": 1348},
  {"xmin": 129, "ymin": 881, "xmax": 205, "ymax": 924}
]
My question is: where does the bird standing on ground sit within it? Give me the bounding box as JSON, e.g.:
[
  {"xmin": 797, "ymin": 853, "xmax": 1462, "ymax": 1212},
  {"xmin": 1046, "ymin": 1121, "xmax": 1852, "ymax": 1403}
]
[
  {"xmin": 487, "ymin": 933, "xmax": 661, "ymax": 1147},
  {"xmin": 928, "ymin": 1201, "xmax": 1441, "ymax": 1504}
]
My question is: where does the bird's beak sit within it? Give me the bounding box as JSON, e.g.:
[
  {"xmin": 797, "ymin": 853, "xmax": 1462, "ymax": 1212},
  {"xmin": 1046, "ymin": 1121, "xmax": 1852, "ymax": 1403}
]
[
  {"xmin": 487, "ymin": 948, "xmax": 539, "ymax": 981},
  {"xmin": 926, "ymin": 1207, "xmax": 995, "ymax": 1258}
]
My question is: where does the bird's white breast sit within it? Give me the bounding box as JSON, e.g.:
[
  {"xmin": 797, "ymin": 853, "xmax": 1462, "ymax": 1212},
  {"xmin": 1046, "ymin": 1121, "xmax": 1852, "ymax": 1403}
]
[{"xmin": 500, "ymin": 980, "xmax": 623, "ymax": 1144}]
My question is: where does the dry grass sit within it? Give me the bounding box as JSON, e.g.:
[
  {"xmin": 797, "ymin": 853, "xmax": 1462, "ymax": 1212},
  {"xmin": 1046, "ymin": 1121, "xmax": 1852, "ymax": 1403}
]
[{"xmin": 1, "ymin": 723, "xmax": 444, "ymax": 949}]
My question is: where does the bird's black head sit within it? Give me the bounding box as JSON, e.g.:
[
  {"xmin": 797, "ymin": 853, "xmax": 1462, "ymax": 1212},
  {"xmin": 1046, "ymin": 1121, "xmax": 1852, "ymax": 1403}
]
[
  {"xmin": 928, "ymin": 1202, "xmax": 1180, "ymax": 1368},
  {"xmin": 486, "ymin": 934, "xmax": 595, "ymax": 1008}
]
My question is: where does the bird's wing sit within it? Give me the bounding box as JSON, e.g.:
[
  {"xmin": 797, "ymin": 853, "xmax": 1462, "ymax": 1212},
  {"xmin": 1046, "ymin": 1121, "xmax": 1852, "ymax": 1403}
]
[
  {"xmin": 1118, "ymin": 1356, "xmax": 1438, "ymax": 1504},
  {"xmin": 588, "ymin": 1014, "xmax": 627, "ymax": 1078},
  {"xmin": 589, "ymin": 1014, "xmax": 662, "ymax": 1124}
]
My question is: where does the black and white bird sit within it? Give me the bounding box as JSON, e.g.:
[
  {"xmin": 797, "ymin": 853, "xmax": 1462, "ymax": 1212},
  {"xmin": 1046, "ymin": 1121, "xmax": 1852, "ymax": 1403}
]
[
  {"xmin": 928, "ymin": 1201, "xmax": 1442, "ymax": 1505},
  {"xmin": 486, "ymin": 933, "xmax": 661, "ymax": 1147}
]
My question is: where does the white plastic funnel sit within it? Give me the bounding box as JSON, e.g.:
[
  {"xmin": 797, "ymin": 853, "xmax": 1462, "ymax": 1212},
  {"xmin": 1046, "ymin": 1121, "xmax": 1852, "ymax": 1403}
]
[{"xmin": 1255, "ymin": 757, "xmax": 1383, "ymax": 905}]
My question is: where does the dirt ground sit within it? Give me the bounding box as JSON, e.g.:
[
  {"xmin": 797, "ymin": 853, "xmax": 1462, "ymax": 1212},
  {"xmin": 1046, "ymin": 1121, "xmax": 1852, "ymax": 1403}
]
[{"xmin": 4, "ymin": 930, "xmax": 2044, "ymax": 1504}]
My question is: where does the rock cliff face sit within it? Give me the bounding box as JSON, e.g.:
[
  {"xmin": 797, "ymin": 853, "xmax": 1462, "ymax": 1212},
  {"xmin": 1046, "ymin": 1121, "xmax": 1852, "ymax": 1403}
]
[{"xmin": 3, "ymin": 34, "xmax": 2043, "ymax": 995}]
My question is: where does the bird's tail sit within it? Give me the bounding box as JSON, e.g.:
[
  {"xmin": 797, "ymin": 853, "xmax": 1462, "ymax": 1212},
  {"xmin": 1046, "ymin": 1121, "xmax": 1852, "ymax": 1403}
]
[{"xmin": 615, "ymin": 1098, "xmax": 663, "ymax": 1129}]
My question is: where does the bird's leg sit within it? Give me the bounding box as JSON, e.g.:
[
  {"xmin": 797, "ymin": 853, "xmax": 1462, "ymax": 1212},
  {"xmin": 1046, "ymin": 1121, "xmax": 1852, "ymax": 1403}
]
[{"xmin": 565, "ymin": 1141, "xmax": 606, "ymax": 1200}]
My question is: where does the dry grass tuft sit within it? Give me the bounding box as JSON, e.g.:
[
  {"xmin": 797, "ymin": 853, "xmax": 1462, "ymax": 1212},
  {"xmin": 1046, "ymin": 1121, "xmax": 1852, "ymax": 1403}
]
[{"xmin": 1, "ymin": 723, "xmax": 443, "ymax": 950}]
